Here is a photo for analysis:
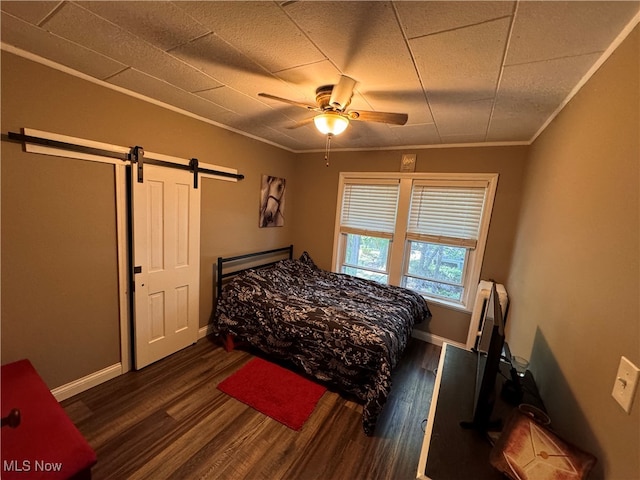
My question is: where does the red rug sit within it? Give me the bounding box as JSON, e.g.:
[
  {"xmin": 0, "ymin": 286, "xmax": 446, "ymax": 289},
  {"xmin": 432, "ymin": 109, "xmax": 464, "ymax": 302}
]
[{"xmin": 217, "ymin": 357, "xmax": 326, "ymax": 430}]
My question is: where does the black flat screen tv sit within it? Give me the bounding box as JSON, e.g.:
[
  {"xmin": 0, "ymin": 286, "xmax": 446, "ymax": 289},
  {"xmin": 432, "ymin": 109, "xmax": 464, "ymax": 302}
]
[{"xmin": 461, "ymin": 281, "xmax": 505, "ymax": 432}]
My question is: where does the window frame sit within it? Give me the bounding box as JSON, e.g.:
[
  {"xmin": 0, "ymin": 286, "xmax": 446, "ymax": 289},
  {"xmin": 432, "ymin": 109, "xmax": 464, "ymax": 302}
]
[{"xmin": 332, "ymin": 172, "xmax": 498, "ymax": 311}]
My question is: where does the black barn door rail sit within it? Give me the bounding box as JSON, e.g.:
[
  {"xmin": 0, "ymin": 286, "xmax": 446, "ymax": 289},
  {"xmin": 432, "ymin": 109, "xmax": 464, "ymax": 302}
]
[
  {"xmin": 3, "ymin": 131, "xmax": 244, "ymax": 188},
  {"xmin": 3, "ymin": 131, "xmax": 130, "ymax": 161}
]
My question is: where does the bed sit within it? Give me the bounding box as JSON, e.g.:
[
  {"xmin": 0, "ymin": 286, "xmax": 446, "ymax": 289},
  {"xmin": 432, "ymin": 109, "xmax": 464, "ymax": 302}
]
[{"xmin": 213, "ymin": 246, "xmax": 431, "ymax": 435}]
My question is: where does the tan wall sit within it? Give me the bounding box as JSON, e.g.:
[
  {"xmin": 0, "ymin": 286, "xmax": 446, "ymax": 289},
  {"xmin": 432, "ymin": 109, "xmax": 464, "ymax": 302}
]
[
  {"xmin": 200, "ymin": 156, "xmax": 295, "ymax": 329},
  {"xmin": 291, "ymin": 146, "xmax": 529, "ymax": 343},
  {"xmin": 1, "ymin": 51, "xmax": 295, "ymax": 388},
  {"xmin": 506, "ymin": 26, "xmax": 639, "ymax": 479},
  {"xmin": 1, "ymin": 145, "xmax": 122, "ymax": 390}
]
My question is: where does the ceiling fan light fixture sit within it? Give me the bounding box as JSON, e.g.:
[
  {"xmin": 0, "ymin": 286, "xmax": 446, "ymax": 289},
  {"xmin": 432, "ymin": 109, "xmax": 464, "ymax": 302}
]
[{"xmin": 314, "ymin": 112, "xmax": 349, "ymax": 136}]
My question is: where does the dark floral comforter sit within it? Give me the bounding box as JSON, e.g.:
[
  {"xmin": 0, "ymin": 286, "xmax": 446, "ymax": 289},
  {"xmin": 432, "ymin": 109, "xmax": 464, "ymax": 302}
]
[{"xmin": 213, "ymin": 252, "xmax": 431, "ymax": 435}]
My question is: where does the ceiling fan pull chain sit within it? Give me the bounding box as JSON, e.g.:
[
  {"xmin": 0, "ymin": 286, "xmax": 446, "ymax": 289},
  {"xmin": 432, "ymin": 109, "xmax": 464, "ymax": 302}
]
[{"xmin": 324, "ymin": 134, "xmax": 333, "ymax": 167}]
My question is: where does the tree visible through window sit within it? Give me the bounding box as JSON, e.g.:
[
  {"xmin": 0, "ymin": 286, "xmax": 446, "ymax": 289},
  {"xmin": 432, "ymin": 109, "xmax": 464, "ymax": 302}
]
[
  {"xmin": 343, "ymin": 234, "xmax": 390, "ymax": 283},
  {"xmin": 404, "ymin": 241, "xmax": 466, "ymax": 301}
]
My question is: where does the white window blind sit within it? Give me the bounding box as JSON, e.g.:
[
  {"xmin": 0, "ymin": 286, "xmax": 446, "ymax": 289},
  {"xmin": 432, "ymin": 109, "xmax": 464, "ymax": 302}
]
[
  {"xmin": 340, "ymin": 182, "xmax": 399, "ymax": 238},
  {"xmin": 407, "ymin": 184, "xmax": 486, "ymax": 248}
]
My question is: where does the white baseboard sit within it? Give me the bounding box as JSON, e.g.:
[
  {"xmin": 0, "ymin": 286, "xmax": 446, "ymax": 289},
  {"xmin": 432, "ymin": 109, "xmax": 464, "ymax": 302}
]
[
  {"xmin": 412, "ymin": 329, "xmax": 466, "ymax": 349},
  {"xmin": 198, "ymin": 325, "xmax": 215, "ymax": 339},
  {"xmin": 52, "ymin": 326, "xmax": 213, "ymax": 402},
  {"xmin": 51, "ymin": 363, "xmax": 122, "ymax": 402},
  {"xmin": 53, "ymin": 326, "xmax": 213, "ymax": 402}
]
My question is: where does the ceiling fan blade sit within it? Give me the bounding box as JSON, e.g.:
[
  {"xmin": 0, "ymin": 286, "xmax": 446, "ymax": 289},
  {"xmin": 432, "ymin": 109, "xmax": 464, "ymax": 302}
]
[
  {"xmin": 329, "ymin": 75, "xmax": 357, "ymax": 111},
  {"xmin": 286, "ymin": 117, "xmax": 315, "ymax": 129},
  {"xmin": 258, "ymin": 93, "xmax": 318, "ymax": 111},
  {"xmin": 347, "ymin": 110, "xmax": 408, "ymax": 125}
]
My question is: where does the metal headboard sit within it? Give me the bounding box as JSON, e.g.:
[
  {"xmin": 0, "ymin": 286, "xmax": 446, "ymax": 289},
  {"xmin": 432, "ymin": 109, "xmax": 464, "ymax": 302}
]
[{"xmin": 216, "ymin": 245, "xmax": 293, "ymax": 300}]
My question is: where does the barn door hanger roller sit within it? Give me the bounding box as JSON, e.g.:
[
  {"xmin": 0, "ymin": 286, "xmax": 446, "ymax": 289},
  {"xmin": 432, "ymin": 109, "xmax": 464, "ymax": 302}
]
[
  {"xmin": 131, "ymin": 146, "xmax": 203, "ymax": 188},
  {"xmin": 130, "ymin": 146, "xmax": 243, "ymax": 187}
]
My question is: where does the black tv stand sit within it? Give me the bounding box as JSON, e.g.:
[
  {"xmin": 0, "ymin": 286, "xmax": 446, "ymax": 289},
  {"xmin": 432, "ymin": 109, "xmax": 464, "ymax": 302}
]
[
  {"xmin": 501, "ymin": 378, "xmax": 524, "ymax": 404},
  {"xmin": 459, "ymin": 418, "xmax": 503, "ymax": 432},
  {"xmin": 417, "ymin": 343, "xmax": 545, "ymax": 479}
]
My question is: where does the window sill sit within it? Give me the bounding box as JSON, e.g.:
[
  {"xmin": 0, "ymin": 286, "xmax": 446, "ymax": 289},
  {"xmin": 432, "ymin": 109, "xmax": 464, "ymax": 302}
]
[{"xmin": 422, "ymin": 296, "xmax": 472, "ymax": 314}]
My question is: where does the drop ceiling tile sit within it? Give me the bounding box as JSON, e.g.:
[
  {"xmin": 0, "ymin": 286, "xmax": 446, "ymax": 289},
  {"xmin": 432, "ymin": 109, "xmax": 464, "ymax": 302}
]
[
  {"xmin": 431, "ymin": 98, "xmax": 494, "ymax": 137},
  {"xmin": 76, "ymin": 1, "xmax": 210, "ymax": 51},
  {"xmin": 41, "ymin": 2, "xmax": 151, "ymax": 59},
  {"xmin": 107, "ymin": 68, "xmax": 232, "ymax": 121},
  {"xmin": 497, "ymin": 53, "xmax": 602, "ymax": 114},
  {"xmin": 196, "ymin": 86, "xmax": 271, "ymax": 116},
  {"xmin": 42, "ymin": 2, "xmax": 222, "ymax": 93},
  {"xmin": 507, "ymin": 1, "xmax": 640, "ymax": 65},
  {"xmin": 175, "ymin": 1, "xmax": 324, "ymax": 73},
  {"xmin": 387, "ymin": 122, "xmax": 441, "ymax": 146},
  {"xmin": 396, "ymin": 1, "xmax": 514, "ymax": 39},
  {"xmin": 195, "ymin": 87, "xmax": 295, "ymax": 134},
  {"xmin": 411, "ymin": 17, "xmax": 510, "ymax": 103},
  {"xmin": 1, "ymin": 12, "xmax": 127, "ymax": 80},
  {"xmin": 149, "ymin": 56, "xmax": 223, "ymax": 94},
  {"xmin": 203, "ymin": 108, "xmax": 243, "ymax": 130},
  {"xmin": 0, "ymin": 1, "xmax": 60, "ymax": 24},
  {"xmin": 168, "ymin": 33, "xmax": 279, "ymax": 93},
  {"xmin": 284, "ymin": 1, "xmax": 422, "ymax": 93},
  {"xmin": 222, "ymin": 122, "xmax": 274, "ymax": 140},
  {"xmin": 488, "ymin": 52, "xmax": 602, "ymax": 141},
  {"xmin": 485, "ymin": 116, "xmax": 543, "ymax": 143},
  {"xmin": 391, "ymin": 123, "xmax": 441, "ymax": 145}
]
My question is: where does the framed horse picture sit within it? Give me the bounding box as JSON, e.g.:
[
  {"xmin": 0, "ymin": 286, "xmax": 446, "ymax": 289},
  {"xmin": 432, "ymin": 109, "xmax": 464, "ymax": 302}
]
[{"xmin": 259, "ymin": 175, "xmax": 286, "ymax": 227}]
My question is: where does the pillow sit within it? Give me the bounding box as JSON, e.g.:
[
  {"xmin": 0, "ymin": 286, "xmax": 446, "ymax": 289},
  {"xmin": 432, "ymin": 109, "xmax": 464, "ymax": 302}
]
[
  {"xmin": 298, "ymin": 251, "xmax": 319, "ymax": 269},
  {"xmin": 490, "ymin": 410, "xmax": 596, "ymax": 480}
]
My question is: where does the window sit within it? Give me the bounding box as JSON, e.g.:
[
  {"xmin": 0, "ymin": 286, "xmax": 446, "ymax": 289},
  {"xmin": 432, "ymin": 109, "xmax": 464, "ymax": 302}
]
[
  {"xmin": 332, "ymin": 173, "xmax": 498, "ymax": 309},
  {"xmin": 404, "ymin": 181, "xmax": 488, "ymax": 302},
  {"xmin": 337, "ymin": 181, "xmax": 399, "ymax": 283},
  {"xmin": 343, "ymin": 234, "xmax": 391, "ymax": 283},
  {"xmin": 404, "ymin": 241, "xmax": 467, "ymax": 301}
]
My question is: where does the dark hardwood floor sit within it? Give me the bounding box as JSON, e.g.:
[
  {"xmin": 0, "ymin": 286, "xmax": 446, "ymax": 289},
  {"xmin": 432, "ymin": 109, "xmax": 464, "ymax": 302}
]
[{"xmin": 61, "ymin": 336, "xmax": 441, "ymax": 480}]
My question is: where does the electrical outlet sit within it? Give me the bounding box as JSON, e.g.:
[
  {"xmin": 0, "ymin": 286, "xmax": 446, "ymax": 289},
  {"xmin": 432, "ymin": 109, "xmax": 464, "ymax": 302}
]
[{"xmin": 611, "ymin": 356, "xmax": 640, "ymax": 414}]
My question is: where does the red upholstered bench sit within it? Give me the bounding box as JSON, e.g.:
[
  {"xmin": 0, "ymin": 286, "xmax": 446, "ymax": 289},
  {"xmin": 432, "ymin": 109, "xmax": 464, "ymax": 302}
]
[{"xmin": 1, "ymin": 359, "xmax": 97, "ymax": 479}]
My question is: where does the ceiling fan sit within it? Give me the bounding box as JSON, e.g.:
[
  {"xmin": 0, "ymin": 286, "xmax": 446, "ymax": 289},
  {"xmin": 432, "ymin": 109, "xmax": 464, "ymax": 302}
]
[{"xmin": 258, "ymin": 75, "xmax": 408, "ymax": 136}]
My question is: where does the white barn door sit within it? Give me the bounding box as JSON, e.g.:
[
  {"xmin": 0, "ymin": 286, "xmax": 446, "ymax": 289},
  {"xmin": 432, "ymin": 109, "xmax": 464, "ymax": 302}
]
[{"xmin": 131, "ymin": 164, "xmax": 200, "ymax": 369}]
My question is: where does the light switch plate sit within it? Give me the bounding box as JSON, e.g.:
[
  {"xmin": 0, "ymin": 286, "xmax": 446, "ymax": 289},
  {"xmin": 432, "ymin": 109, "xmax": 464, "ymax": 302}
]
[{"xmin": 611, "ymin": 356, "xmax": 640, "ymax": 414}]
